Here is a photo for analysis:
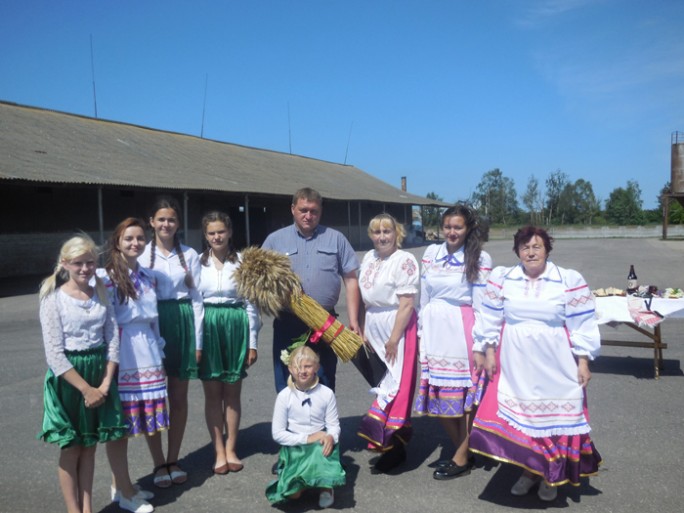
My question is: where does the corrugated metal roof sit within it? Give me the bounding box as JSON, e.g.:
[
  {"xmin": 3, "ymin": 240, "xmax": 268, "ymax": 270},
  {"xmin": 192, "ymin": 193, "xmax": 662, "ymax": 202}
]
[{"xmin": 0, "ymin": 101, "xmax": 438, "ymax": 205}]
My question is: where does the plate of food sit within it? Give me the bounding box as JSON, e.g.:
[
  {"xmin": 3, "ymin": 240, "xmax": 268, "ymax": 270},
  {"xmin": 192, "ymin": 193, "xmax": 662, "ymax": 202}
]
[
  {"xmin": 663, "ymin": 287, "xmax": 684, "ymax": 299},
  {"xmin": 592, "ymin": 287, "xmax": 626, "ymax": 297}
]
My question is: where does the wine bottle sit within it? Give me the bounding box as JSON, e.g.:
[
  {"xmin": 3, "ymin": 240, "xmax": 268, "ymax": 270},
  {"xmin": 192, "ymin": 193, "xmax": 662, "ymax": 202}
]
[{"xmin": 627, "ymin": 264, "xmax": 638, "ymax": 295}]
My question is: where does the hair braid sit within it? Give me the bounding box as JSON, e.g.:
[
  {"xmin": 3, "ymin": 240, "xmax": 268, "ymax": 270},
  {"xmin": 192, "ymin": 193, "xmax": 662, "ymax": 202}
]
[
  {"xmin": 174, "ymin": 237, "xmax": 195, "ymax": 288},
  {"xmin": 149, "ymin": 237, "xmax": 157, "ymax": 269}
]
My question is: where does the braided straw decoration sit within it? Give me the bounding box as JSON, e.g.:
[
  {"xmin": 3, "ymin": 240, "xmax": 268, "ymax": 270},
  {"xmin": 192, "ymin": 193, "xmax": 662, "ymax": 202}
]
[
  {"xmin": 233, "ymin": 246, "xmax": 300, "ymax": 318},
  {"xmin": 289, "ymin": 287, "xmax": 362, "ymax": 362},
  {"xmin": 234, "ymin": 246, "xmax": 362, "ymax": 362}
]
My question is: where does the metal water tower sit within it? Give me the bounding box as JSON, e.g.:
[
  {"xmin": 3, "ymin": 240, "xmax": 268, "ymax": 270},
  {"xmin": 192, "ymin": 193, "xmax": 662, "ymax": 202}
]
[
  {"xmin": 663, "ymin": 131, "xmax": 684, "ymax": 238},
  {"xmin": 672, "ymin": 131, "xmax": 684, "ymax": 194}
]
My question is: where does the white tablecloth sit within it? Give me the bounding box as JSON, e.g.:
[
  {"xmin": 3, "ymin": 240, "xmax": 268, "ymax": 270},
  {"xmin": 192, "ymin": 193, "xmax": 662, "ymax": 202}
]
[{"xmin": 595, "ymin": 297, "xmax": 684, "ymax": 325}]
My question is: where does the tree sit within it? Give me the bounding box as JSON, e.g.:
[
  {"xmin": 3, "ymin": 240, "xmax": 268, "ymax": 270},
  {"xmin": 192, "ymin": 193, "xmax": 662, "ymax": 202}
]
[
  {"xmin": 605, "ymin": 180, "xmax": 644, "ymax": 225},
  {"xmin": 422, "ymin": 191, "xmax": 444, "ymax": 229},
  {"xmin": 573, "ymin": 179, "xmax": 601, "ymax": 224},
  {"xmin": 522, "ymin": 175, "xmax": 544, "ymax": 224},
  {"xmin": 658, "ymin": 182, "xmax": 684, "ymax": 224},
  {"xmin": 545, "ymin": 169, "xmax": 569, "ymax": 225},
  {"xmin": 556, "ymin": 179, "xmax": 600, "ymax": 224},
  {"xmin": 471, "ymin": 168, "xmax": 520, "ymax": 225}
]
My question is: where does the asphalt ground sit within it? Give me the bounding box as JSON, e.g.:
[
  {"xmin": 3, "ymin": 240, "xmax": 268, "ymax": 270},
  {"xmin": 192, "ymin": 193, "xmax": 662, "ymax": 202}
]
[{"xmin": 2, "ymin": 237, "xmax": 684, "ymax": 513}]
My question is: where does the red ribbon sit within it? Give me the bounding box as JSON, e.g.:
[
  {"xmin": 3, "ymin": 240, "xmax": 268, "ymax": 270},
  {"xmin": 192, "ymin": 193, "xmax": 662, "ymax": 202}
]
[{"xmin": 310, "ymin": 314, "xmax": 337, "ymax": 343}]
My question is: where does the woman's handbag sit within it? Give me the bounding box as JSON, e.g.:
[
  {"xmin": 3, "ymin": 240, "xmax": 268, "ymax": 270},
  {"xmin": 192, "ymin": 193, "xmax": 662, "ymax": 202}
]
[{"xmin": 351, "ymin": 344, "xmax": 387, "ymax": 387}]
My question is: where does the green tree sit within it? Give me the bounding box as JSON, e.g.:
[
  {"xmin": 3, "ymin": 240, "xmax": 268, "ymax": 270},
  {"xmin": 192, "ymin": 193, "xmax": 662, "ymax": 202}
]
[
  {"xmin": 471, "ymin": 169, "xmax": 520, "ymax": 225},
  {"xmin": 422, "ymin": 191, "xmax": 444, "ymax": 229},
  {"xmin": 605, "ymin": 180, "xmax": 644, "ymax": 225},
  {"xmin": 522, "ymin": 175, "xmax": 544, "ymax": 224},
  {"xmin": 545, "ymin": 169, "xmax": 569, "ymax": 224},
  {"xmin": 557, "ymin": 179, "xmax": 600, "ymax": 224},
  {"xmin": 658, "ymin": 182, "xmax": 684, "ymax": 224}
]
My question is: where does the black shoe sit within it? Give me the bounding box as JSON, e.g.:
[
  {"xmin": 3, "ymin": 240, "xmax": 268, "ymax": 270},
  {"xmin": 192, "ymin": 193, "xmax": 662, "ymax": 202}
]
[
  {"xmin": 271, "ymin": 461, "xmax": 279, "ymax": 475},
  {"xmin": 372, "ymin": 444, "xmax": 406, "ymax": 474},
  {"xmin": 436, "ymin": 455, "xmax": 475, "ymax": 469},
  {"xmin": 433, "ymin": 461, "xmax": 471, "ymax": 480}
]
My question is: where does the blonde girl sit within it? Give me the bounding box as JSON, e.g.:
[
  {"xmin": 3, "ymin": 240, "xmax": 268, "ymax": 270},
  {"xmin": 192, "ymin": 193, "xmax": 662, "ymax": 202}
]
[{"xmin": 38, "ymin": 234, "xmax": 127, "ymax": 513}]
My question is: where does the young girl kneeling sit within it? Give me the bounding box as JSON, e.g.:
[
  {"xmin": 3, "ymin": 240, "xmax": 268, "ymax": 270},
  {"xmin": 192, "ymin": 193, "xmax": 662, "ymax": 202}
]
[{"xmin": 266, "ymin": 346, "xmax": 346, "ymax": 508}]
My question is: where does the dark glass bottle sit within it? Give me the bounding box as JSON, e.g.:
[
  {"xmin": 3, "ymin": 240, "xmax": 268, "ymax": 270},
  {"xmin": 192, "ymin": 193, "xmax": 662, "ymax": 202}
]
[{"xmin": 627, "ymin": 264, "xmax": 638, "ymax": 295}]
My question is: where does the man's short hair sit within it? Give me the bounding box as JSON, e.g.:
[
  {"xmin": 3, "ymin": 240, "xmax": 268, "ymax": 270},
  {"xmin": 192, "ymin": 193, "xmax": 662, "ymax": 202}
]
[{"xmin": 292, "ymin": 187, "xmax": 323, "ymax": 206}]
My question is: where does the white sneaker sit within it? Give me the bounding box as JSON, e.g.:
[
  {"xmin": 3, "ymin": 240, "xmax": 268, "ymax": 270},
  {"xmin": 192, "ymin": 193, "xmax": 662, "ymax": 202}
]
[
  {"xmin": 511, "ymin": 474, "xmax": 539, "ymax": 496},
  {"xmin": 319, "ymin": 489, "xmax": 334, "ymax": 508},
  {"xmin": 537, "ymin": 481, "xmax": 558, "ymax": 502},
  {"xmin": 111, "ymin": 485, "xmax": 155, "ymax": 503},
  {"xmin": 118, "ymin": 494, "xmax": 154, "ymax": 513}
]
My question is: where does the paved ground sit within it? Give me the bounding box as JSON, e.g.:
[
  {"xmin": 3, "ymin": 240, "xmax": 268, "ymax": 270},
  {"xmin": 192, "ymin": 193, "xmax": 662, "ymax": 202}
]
[{"xmin": 1, "ymin": 238, "xmax": 683, "ymax": 513}]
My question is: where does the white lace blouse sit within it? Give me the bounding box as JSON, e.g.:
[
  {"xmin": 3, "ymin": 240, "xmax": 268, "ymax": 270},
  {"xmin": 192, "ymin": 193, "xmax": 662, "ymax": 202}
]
[{"xmin": 39, "ymin": 289, "xmax": 120, "ymax": 376}]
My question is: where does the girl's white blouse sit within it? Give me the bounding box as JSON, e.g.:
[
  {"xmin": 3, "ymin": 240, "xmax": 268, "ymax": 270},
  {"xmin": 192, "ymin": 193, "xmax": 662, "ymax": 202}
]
[
  {"xmin": 197, "ymin": 253, "xmax": 261, "ymax": 349},
  {"xmin": 139, "ymin": 242, "xmax": 204, "ymax": 349},
  {"xmin": 40, "ymin": 289, "xmax": 120, "ymax": 376}
]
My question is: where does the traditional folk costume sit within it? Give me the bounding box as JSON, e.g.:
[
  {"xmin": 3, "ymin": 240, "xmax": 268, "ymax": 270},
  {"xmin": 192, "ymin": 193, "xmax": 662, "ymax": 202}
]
[
  {"xmin": 470, "ymin": 262, "xmax": 602, "ymax": 486},
  {"xmin": 197, "ymin": 253, "xmax": 261, "ymax": 383},
  {"xmin": 38, "ymin": 290, "xmax": 127, "ymax": 448},
  {"xmin": 98, "ymin": 268, "xmax": 169, "ymax": 437},
  {"xmin": 266, "ymin": 379, "xmax": 346, "ymax": 504},
  {"xmin": 357, "ymin": 249, "xmax": 419, "ymax": 451},
  {"xmin": 414, "ymin": 243, "xmax": 492, "ymax": 418},
  {"xmin": 139, "ymin": 243, "xmax": 204, "ymax": 380}
]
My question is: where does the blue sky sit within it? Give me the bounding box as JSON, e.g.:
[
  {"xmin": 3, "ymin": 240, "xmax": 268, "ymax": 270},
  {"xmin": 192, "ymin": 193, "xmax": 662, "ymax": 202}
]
[{"xmin": 2, "ymin": 0, "xmax": 683, "ymax": 209}]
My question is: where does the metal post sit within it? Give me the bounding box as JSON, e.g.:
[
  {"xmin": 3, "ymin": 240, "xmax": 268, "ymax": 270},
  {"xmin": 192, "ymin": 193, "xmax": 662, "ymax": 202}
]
[
  {"xmin": 97, "ymin": 187, "xmax": 104, "ymax": 244},
  {"xmin": 183, "ymin": 192, "xmax": 189, "ymax": 244},
  {"xmin": 663, "ymin": 194, "xmax": 669, "ymax": 240},
  {"xmin": 357, "ymin": 202, "xmax": 362, "ymax": 247},
  {"xmin": 244, "ymin": 194, "xmax": 251, "ymax": 246}
]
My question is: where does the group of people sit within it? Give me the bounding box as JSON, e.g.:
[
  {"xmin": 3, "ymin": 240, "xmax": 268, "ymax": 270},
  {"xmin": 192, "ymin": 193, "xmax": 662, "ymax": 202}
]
[
  {"xmin": 38, "ymin": 187, "xmax": 602, "ymax": 513},
  {"xmin": 261, "ymin": 189, "xmax": 602, "ymax": 506},
  {"xmin": 38, "ymin": 198, "xmax": 260, "ymax": 513}
]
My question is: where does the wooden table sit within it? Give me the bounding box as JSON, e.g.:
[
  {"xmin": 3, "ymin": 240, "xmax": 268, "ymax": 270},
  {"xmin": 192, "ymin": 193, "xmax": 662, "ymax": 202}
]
[{"xmin": 595, "ymin": 297, "xmax": 684, "ymax": 379}]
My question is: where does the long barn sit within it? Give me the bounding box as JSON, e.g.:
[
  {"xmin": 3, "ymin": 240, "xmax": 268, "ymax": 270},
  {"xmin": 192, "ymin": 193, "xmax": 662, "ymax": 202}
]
[{"xmin": 0, "ymin": 101, "xmax": 441, "ymax": 285}]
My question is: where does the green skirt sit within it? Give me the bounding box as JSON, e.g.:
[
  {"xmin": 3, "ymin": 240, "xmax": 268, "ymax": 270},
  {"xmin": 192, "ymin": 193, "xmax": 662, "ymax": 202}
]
[
  {"xmin": 199, "ymin": 303, "xmax": 249, "ymax": 383},
  {"xmin": 158, "ymin": 299, "xmax": 198, "ymax": 380},
  {"xmin": 266, "ymin": 443, "xmax": 346, "ymax": 504},
  {"xmin": 38, "ymin": 346, "xmax": 128, "ymax": 448}
]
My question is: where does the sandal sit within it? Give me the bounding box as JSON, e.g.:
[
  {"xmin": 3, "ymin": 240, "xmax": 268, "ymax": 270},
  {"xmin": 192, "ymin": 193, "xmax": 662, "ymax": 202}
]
[
  {"xmin": 153, "ymin": 464, "xmax": 172, "ymax": 489},
  {"xmin": 167, "ymin": 462, "xmax": 188, "ymax": 484}
]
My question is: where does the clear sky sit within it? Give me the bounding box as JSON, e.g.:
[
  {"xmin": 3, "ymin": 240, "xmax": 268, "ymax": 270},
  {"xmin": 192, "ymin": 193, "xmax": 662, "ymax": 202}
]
[{"xmin": 2, "ymin": 0, "xmax": 683, "ymax": 209}]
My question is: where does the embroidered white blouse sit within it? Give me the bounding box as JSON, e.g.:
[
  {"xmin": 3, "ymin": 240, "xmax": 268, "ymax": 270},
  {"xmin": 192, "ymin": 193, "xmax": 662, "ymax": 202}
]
[
  {"xmin": 359, "ymin": 249, "xmax": 420, "ymax": 308},
  {"xmin": 96, "ymin": 267, "xmax": 165, "ymax": 350},
  {"xmin": 419, "ymin": 243, "xmax": 492, "ymax": 330},
  {"xmin": 473, "ymin": 262, "xmax": 600, "ymax": 358}
]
